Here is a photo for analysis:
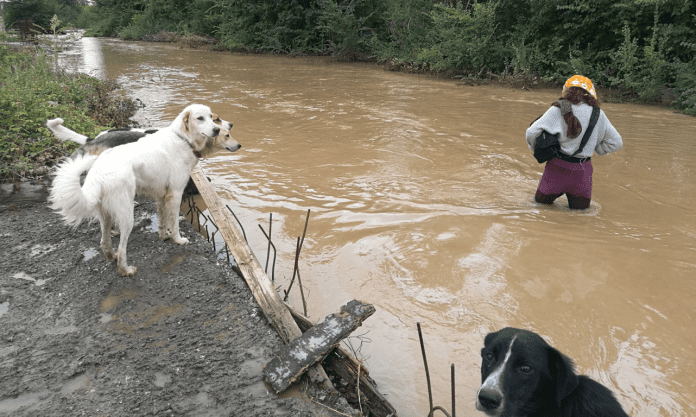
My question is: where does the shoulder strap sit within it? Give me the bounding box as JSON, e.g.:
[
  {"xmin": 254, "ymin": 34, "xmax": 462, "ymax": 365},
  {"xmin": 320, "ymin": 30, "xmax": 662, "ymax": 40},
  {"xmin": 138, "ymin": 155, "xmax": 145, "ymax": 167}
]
[{"xmin": 571, "ymin": 106, "xmax": 600, "ymax": 157}]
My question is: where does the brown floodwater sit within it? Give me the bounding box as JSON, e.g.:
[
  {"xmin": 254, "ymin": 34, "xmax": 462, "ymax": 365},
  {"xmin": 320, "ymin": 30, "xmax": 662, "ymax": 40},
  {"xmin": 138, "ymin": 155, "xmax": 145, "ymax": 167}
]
[{"xmin": 59, "ymin": 35, "xmax": 696, "ymax": 416}]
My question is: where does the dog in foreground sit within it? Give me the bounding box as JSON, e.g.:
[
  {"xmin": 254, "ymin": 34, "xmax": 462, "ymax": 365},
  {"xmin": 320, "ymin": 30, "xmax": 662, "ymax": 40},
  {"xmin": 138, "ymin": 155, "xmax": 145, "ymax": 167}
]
[
  {"xmin": 49, "ymin": 104, "xmax": 241, "ymax": 276},
  {"xmin": 477, "ymin": 327, "xmax": 630, "ymax": 417}
]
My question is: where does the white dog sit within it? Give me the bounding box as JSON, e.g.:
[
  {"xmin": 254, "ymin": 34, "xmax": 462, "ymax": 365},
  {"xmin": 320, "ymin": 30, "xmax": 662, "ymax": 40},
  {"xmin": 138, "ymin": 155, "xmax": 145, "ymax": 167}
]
[{"xmin": 49, "ymin": 104, "xmax": 241, "ymax": 276}]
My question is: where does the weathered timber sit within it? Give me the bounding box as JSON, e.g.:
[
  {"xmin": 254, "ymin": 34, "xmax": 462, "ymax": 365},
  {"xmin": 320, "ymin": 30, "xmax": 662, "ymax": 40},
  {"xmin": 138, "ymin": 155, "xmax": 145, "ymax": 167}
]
[
  {"xmin": 264, "ymin": 300, "xmax": 376, "ymax": 393},
  {"xmin": 287, "ymin": 303, "xmax": 400, "ymax": 417},
  {"xmin": 189, "ymin": 166, "xmax": 334, "ymax": 391}
]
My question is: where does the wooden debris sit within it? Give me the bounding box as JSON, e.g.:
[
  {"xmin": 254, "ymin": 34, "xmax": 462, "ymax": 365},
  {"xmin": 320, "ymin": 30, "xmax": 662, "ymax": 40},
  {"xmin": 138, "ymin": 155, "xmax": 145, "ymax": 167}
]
[
  {"xmin": 264, "ymin": 300, "xmax": 376, "ymax": 393},
  {"xmin": 189, "ymin": 166, "xmax": 334, "ymax": 391},
  {"xmin": 287, "ymin": 304, "xmax": 400, "ymax": 417}
]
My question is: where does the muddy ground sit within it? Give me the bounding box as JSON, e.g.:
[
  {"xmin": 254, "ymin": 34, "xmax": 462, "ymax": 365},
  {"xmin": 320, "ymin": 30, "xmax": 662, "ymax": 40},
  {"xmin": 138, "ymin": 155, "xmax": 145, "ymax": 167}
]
[{"xmin": 0, "ymin": 193, "xmax": 359, "ymax": 416}]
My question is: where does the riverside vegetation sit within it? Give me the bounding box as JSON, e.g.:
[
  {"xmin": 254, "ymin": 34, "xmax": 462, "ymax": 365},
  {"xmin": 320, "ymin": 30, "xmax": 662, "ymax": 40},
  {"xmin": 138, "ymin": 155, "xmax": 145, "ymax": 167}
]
[
  {"xmin": 1, "ymin": 0, "xmax": 694, "ymax": 179},
  {"xmin": 0, "ymin": 37, "xmax": 138, "ymax": 180},
  {"xmin": 5, "ymin": 0, "xmax": 695, "ymax": 113}
]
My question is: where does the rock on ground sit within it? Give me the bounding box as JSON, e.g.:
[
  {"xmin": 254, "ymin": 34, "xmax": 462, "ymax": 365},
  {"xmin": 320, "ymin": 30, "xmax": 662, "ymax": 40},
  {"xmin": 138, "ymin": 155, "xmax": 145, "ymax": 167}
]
[{"xmin": 0, "ymin": 199, "xmax": 357, "ymax": 417}]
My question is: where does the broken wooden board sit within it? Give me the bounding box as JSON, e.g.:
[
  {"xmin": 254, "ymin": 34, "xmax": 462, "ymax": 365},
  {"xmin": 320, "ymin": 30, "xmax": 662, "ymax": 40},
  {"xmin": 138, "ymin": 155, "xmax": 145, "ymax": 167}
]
[
  {"xmin": 264, "ymin": 300, "xmax": 376, "ymax": 393},
  {"xmin": 189, "ymin": 166, "xmax": 334, "ymax": 391},
  {"xmin": 287, "ymin": 303, "xmax": 400, "ymax": 417}
]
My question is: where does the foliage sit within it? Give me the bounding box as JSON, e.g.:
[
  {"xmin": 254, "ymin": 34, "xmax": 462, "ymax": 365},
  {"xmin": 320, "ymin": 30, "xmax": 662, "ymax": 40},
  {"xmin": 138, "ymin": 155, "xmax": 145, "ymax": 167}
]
[
  {"xmin": 422, "ymin": 2, "xmax": 508, "ymax": 72},
  {"xmin": 0, "ymin": 45, "xmax": 136, "ymax": 180},
  {"xmin": 29, "ymin": 0, "xmax": 696, "ymax": 114},
  {"xmin": 2, "ymin": 0, "xmax": 85, "ymax": 32},
  {"xmin": 670, "ymin": 44, "xmax": 696, "ymax": 115}
]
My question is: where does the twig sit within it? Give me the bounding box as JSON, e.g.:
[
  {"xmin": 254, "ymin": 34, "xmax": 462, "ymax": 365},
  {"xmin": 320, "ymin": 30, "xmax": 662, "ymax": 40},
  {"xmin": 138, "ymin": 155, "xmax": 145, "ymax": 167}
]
[
  {"xmin": 257, "ymin": 224, "xmax": 277, "ymax": 281},
  {"xmin": 225, "ymin": 204, "xmax": 246, "ymax": 241},
  {"xmin": 357, "ymin": 359, "xmax": 363, "ymax": 415},
  {"xmin": 265, "ymin": 213, "xmax": 272, "ymax": 272},
  {"xmin": 283, "ymin": 209, "xmax": 311, "ymax": 303}
]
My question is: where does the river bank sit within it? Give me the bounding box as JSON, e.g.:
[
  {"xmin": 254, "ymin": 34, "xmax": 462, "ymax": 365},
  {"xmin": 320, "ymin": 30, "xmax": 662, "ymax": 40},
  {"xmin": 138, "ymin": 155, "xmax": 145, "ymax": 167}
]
[{"xmin": 0, "ymin": 198, "xmax": 358, "ymax": 416}]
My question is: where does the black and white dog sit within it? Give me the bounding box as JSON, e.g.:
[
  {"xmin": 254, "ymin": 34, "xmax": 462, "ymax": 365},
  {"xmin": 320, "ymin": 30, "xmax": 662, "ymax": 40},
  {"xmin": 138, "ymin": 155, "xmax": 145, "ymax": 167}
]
[
  {"xmin": 476, "ymin": 327, "xmax": 630, "ymax": 417},
  {"xmin": 47, "ymin": 116, "xmax": 234, "ymax": 159}
]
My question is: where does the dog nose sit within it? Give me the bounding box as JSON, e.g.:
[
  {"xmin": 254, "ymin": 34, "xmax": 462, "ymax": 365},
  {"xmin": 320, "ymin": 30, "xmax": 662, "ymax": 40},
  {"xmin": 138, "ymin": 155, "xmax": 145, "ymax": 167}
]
[
  {"xmin": 213, "ymin": 127, "xmax": 220, "ymax": 136},
  {"xmin": 477, "ymin": 388, "xmax": 502, "ymax": 411}
]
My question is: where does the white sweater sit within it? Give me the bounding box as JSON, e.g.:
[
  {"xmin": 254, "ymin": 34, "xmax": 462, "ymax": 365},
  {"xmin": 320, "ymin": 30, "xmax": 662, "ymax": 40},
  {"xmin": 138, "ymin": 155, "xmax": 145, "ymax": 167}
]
[{"xmin": 526, "ymin": 103, "xmax": 623, "ymax": 159}]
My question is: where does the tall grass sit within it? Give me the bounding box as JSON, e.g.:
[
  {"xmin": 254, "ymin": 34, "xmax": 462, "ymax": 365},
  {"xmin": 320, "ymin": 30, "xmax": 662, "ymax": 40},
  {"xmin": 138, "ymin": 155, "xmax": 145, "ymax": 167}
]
[{"xmin": 0, "ymin": 45, "xmax": 136, "ymax": 180}]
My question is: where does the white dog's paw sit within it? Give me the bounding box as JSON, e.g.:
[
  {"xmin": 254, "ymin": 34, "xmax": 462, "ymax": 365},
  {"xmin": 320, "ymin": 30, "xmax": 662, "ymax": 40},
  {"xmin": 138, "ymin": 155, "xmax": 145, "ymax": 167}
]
[
  {"xmin": 173, "ymin": 236, "xmax": 189, "ymax": 245},
  {"xmin": 119, "ymin": 265, "xmax": 137, "ymax": 277}
]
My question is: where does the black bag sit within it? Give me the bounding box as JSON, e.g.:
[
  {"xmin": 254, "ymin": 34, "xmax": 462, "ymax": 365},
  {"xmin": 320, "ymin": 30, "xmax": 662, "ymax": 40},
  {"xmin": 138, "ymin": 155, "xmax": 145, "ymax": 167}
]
[
  {"xmin": 533, "ymin": 131, "xmax": 561, "ymax": 163},
  {"xmin": 532, "ymin": 106, "xmax": 600, "ymax": 164}
]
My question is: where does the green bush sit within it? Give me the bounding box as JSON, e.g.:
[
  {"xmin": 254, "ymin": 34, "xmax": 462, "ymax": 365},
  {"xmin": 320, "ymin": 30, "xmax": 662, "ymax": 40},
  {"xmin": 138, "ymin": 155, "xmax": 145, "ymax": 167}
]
[
  {"xmin": 424, "ymin": 2, "xmax": 508, "ymax": 72},
  {"xmin": 671, "ymin": 50, "xmax": 696, "ymax": 115},
  {"xmin": 0, "ymin": 45, "xmax": 136, "ymax": 179}
]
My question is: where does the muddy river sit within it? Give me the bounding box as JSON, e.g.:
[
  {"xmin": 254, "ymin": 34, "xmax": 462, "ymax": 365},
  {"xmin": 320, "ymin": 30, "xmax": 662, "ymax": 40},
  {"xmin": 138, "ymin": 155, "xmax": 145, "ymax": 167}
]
[{"xmin": 58, "ymin": 35, "xmax": 696, "ymax": 416}]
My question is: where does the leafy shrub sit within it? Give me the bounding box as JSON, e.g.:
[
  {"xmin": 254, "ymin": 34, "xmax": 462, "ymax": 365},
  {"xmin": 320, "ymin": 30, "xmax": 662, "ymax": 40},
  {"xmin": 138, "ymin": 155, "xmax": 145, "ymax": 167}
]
[
  {"xmin": 0, "ymin": 45, "xmax": 137, "ymax": 179},
  {"xmin": 424, "ymin": 2, "xmax": 508, "ymax": 72},
  {"xmin": 671, "ymin": 48, "xmax": 696, "ymax": 115}
]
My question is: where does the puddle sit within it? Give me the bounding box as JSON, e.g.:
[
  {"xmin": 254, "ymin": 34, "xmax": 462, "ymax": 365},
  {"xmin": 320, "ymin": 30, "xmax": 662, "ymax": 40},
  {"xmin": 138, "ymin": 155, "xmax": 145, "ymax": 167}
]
[
  {"xmin": 0, "ymin": 391, "xmax": 51, "ymax": 414},
  {"xmin": 160, "ymin": 253, "xmax": 187, "ymax": 273},
  {"xmin": 61, "ymin": 374, "xmax": 91, "ymax": 395},
  {"xmin": 12, "ymin": 272, "xmax": 46, "ymax": 286},
  {"xmin": 82, "ymin": 248, "xmax": 99, "ymax": 261},
  {"xmin": 139, "ymin": 211, "xmax": 159, "ymax": 233},
  {"xmin": 30, "ymin": 244, "xmax": 56, "ymax": 257},
  {"xmin": 100, "ymin": 288, "xmax": 138, "ymax": 312},
  {"xmin": 0, "ymin": 301, "xmax": 8, "ymax": 318},
  {"xmin": 154, "ymin": 372, "xmax": 171, "ymax": 388}
]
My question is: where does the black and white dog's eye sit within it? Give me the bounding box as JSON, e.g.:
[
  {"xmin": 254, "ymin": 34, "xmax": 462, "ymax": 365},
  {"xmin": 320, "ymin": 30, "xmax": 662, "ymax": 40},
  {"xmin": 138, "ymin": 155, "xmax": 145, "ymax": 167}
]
[
  {"xmin": 520, "ymin": 365, "xmax": 533, "ymax": 374},
  {"xmin": 485, "ymin": 352, "xmax": 494, "ymax": 361}
]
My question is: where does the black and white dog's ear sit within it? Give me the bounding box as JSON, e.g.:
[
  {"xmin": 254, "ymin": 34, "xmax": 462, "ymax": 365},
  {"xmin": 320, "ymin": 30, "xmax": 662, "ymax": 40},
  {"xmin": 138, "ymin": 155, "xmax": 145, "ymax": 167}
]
[
  {"xmin": 549, "ymin": 346, "xmax": 579, "ymax": 407},
  {"xmin": 483, "ymin": 330, "xmax": 499, "ymax": 348}
]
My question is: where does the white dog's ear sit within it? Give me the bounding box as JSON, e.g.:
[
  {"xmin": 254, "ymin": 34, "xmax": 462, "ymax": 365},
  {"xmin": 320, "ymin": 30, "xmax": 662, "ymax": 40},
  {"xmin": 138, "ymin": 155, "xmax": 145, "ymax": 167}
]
[{"xmin": 181, "ymin": 112, "xmax": 191, "ymax": 133}]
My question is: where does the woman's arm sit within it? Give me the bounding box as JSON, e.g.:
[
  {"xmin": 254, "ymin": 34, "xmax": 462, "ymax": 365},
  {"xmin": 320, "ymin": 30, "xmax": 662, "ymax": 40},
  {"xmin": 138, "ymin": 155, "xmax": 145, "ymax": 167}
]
[{"xmin": 594, "ymin": 112, "xmax": 623, "ymax": 155}]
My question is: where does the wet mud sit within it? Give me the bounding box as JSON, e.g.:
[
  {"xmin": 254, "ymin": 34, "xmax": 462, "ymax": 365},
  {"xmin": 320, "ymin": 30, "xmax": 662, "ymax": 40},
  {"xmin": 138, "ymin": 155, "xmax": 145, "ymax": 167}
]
[{"xmin": 0, "ymin": 199, "xmax": 356, "ymax": 416}]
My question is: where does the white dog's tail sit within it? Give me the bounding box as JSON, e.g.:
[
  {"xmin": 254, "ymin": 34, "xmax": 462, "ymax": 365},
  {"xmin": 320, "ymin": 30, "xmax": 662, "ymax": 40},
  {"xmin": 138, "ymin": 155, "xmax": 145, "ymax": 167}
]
[
  {"xmin": 49, "ymin": 154, "xmax": 101, "ymax": 227},
  {"xmin": 46, "ymin": 118, "xmax": 89, "ymax": 145}
]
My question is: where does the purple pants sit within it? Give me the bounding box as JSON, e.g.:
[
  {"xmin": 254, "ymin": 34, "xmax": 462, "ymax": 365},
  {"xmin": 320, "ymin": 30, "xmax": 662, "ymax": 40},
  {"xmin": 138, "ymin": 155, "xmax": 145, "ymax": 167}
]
[{"xmin": 535, "ymin": 158, "xmax": 593, "ymax": 209}]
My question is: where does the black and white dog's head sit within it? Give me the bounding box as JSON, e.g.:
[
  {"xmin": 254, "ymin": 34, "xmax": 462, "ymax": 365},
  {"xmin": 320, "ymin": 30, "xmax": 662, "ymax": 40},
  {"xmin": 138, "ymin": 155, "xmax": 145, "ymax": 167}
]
[{"xmin": 476, "ymin": 327, "xmax": 578, "ymax": 417}]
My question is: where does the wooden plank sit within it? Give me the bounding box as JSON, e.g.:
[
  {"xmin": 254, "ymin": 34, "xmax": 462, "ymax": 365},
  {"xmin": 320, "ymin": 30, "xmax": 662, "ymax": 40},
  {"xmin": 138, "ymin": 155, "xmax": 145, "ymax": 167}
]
[
  {"xmin": 263, "ymin": 300, "xmax": 375, "ymax": 393},
  {"xmin": 189, "ymin": 166, "xmax": 334, "ymax": 391},
  {"xmin": 287, "ymin": 304, "xmax": 400, "ymax": 417}
]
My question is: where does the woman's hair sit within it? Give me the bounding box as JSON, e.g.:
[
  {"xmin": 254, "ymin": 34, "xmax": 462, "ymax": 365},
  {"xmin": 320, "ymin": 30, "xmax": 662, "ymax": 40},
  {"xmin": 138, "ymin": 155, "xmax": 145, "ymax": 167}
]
[
  {"xmin": 561, "ymin": 86, "xmax": 600, "ymax": 106},
  {"xmin": 554, "ymin": 86, "xmax": 601, "ymax": 138}
]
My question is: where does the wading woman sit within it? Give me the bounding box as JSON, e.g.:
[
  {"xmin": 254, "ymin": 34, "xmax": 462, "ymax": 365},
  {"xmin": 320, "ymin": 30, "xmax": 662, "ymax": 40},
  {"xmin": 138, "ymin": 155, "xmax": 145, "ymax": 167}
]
[{"xmin": 526, "ymin": 75, "xmax": 623, "ymax": 209}]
